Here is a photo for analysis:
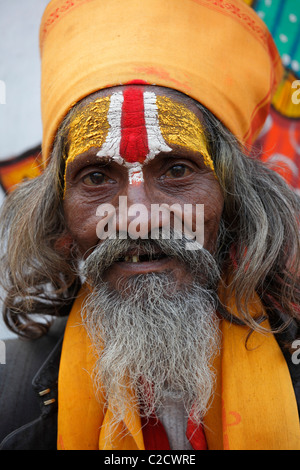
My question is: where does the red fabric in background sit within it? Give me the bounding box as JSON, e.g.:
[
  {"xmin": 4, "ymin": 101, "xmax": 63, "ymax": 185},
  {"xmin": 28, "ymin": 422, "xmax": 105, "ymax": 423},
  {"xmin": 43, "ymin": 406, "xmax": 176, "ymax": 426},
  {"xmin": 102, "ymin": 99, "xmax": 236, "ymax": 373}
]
[{"xmin": 256, "ymin": 107, "xmax": 300, "ymax": 193}]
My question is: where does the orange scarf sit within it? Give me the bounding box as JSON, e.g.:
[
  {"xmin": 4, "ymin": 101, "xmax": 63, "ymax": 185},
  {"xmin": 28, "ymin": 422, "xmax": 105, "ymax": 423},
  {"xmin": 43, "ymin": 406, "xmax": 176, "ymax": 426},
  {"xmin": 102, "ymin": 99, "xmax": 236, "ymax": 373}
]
[{"xmin": 57, "ymin": 286, "xmax": 300, "ymax": 450}]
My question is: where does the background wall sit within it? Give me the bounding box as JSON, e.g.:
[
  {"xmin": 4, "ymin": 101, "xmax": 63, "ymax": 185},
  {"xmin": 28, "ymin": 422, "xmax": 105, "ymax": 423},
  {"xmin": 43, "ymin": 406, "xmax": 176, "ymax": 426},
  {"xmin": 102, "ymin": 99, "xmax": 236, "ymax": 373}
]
[{"xmin": 0, "ymin": 0, "xmax": 49, "ymax": 339}]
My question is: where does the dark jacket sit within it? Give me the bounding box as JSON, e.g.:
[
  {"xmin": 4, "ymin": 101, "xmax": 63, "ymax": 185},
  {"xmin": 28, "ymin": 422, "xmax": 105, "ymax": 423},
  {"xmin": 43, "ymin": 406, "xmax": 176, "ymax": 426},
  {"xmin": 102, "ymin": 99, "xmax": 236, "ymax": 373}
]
[
  {"xmin": 0, "ymin": 317, "xmax": 67, "ymax": 450},
  {"xmin": 0, "ymin": 315, "xmax": 299, "ymax": 450}
]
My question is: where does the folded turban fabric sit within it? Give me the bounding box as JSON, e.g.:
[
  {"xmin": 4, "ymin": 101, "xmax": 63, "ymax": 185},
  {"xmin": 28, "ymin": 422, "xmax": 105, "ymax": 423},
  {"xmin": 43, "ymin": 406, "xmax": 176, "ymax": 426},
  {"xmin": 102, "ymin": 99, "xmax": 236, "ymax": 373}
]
[{"xmin": 40, "ymin": 0, "xmax": 283, "ymax": 164}]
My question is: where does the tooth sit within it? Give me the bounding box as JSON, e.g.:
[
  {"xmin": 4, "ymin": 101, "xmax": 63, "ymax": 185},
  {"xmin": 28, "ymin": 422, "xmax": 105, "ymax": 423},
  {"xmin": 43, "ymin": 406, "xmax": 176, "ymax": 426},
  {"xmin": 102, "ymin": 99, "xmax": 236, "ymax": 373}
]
[
  {"xmin": 125, "ymin": 256, "xmax": 130, "ymax": 262},
  {"xmin": 132, "ymin": 255, "xmax": 139, "ymax": 263}
]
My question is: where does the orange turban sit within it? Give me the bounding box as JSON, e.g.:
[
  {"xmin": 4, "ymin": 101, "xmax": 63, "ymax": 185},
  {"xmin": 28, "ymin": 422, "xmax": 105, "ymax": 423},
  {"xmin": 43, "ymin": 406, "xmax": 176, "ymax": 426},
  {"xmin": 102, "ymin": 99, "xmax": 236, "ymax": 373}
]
[{"xmin": 40, "ymin": 0, "xmax": 283, "ymax": 164}]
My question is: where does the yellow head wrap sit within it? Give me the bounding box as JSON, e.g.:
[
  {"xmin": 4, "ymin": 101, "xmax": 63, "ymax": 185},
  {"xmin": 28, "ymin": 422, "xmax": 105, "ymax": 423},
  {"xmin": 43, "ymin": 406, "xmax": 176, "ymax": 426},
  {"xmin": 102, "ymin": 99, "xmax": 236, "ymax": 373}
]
[{"xmin": 40, "ymin": 0, "xmax": 283, "ymax": 164}]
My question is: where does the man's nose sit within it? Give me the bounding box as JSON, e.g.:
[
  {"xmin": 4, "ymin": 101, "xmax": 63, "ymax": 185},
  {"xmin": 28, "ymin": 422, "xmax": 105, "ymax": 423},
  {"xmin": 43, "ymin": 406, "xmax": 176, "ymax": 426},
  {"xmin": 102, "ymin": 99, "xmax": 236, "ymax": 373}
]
[{"xmin": 116, "ymin": 181, "xmax": 154, "ymax": 239}]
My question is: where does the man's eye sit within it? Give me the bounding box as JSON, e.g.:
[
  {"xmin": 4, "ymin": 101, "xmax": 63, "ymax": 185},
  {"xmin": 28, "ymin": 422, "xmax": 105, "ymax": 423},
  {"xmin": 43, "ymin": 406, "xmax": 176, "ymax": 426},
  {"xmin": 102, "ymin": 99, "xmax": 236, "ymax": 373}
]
[
  {"xmin": 165, "ymin": 164, "xmax": 192, "ymax": 179},
  {"xmin": 82, "ymin": 172, "xmax": 110, "ymax": 186}
]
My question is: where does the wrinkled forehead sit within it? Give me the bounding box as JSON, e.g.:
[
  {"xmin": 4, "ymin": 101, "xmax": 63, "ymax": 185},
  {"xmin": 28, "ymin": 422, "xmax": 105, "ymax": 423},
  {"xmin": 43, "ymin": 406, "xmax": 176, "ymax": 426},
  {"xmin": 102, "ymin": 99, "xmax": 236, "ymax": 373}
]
[{"xmin": 65, "ymin": 85, "xmax": 210, "ymax": 166}]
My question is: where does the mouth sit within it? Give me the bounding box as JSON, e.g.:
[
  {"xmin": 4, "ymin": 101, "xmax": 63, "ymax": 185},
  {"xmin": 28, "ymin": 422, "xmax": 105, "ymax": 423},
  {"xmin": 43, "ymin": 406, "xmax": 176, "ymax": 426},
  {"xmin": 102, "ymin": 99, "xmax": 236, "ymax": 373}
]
[
  {"xmin": 108, "ymin": 247, "xmax": 174, "ymax": 276},
  {"xmin": 117, "ymin": 251, "xmax": 167, "ymax": 263},
  {"xmin": 90, "ymin": 240, "xmax": 195, "ymax": 289}
]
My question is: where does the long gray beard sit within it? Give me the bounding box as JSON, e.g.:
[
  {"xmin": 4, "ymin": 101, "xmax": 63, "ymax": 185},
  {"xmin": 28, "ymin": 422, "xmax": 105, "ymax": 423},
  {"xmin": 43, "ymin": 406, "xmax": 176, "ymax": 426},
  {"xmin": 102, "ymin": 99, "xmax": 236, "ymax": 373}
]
[{"xmin": 80, "ymin": 237, "xmax": 221, "ymax": 428}]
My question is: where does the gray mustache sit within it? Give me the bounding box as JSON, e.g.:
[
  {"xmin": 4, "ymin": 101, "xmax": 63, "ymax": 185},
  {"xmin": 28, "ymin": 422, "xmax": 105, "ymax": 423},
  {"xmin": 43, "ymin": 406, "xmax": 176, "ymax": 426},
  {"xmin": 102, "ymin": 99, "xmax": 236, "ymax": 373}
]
[{"xmin": 81, "ymin": 231, "xmax": 220, "ymax": 286}]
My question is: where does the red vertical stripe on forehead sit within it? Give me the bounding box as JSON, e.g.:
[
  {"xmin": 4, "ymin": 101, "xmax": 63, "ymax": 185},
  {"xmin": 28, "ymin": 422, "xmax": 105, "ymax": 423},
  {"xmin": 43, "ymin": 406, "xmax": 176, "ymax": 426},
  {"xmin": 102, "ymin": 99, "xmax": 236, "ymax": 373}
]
[{"xmin": 120, "ymin": 87, "xmax": 149, "ymax": 163}]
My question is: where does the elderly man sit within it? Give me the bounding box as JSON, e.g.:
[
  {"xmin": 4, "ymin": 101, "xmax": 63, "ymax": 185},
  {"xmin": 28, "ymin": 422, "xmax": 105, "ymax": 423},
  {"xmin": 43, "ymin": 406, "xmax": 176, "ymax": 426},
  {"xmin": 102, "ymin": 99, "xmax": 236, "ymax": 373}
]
[{"xmin": 0, "ymin": 0, "xmax": 300, "ymax": 451}]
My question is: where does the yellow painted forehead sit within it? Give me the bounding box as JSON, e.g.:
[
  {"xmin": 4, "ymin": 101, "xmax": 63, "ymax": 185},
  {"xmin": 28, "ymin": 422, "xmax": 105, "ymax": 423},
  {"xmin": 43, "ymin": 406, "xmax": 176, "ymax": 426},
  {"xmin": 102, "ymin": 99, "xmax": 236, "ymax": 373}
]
[
  {"xmin": 67, "ymin": 97, "xmax": 110, "ymax": 164},
  {"xmin": 65, "ymin": 88, "xmax": 214, "ymax": 173},
  {"xmin": 156, "ymin": 95, "xmax": 214, "ymax": 171}
]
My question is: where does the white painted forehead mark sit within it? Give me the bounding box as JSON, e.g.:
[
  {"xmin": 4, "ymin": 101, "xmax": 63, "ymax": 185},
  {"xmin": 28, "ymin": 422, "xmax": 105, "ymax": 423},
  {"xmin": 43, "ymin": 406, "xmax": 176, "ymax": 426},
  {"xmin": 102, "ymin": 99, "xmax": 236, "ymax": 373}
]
[
  {"xmin": 96, "ymin": 88, "xmax": 172, "ymax": 184},
  {"xmin": 96, "ymin": 91, "xmax": 124, "ymax": 164},
  {"xmin": 143, "ymin": 91, "xmax": 172, "ymax": 163},
  {"xmin": 128, "ymin": 164, "xmax": 144, "ymax": 185}
]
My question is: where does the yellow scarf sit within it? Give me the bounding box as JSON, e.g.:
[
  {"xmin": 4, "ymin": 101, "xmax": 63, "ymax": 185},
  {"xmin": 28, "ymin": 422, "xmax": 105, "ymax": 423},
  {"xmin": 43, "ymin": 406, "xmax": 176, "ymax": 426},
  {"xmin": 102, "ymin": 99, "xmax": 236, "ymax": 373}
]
[{"xmin": 57, "ymin": 286, "xmax": 300, "ymax": 450}]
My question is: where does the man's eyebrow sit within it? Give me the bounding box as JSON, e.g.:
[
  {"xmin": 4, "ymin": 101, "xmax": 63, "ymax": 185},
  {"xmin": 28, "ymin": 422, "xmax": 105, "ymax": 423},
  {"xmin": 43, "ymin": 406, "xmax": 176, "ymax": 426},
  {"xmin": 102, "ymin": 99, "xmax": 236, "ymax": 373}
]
[
  {"xmin": 65, "ymin": 153, "xmax": 114, "ymax": 172},
  {"xmin": 145, "ymin": 147, "xmax": 210, "ymax": 162}
]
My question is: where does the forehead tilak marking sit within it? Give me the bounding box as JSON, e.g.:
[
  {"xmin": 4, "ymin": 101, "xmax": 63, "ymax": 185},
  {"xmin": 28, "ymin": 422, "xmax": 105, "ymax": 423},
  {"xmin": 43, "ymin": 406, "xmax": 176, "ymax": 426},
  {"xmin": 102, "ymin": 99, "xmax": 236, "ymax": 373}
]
[
  {"xmin": 65, "ymin": 88, "xmax": 215, "ymax": 189},
  {"xmin": 97, "ymin": 88, "xmax": 172, "ymax": 162},
  {"xmin": 119, "ymin": 87, "xmax": 150, "ymax": 163},
  {"xmin": 97, "ymin": 87, "xmax": 173, "ymax": 185}
]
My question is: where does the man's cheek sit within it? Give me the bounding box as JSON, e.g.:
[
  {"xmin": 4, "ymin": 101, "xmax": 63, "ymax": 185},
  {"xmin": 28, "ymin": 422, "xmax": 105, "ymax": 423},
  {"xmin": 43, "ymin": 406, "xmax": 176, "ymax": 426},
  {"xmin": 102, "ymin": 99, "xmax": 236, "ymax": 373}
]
[
  {"xmin": 66, "ymin": 214, "xmax": 100, "ymax": 254},
  {"xmin": 202, "ymin": 217, "xmax": 221, "ymax": 252}
]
